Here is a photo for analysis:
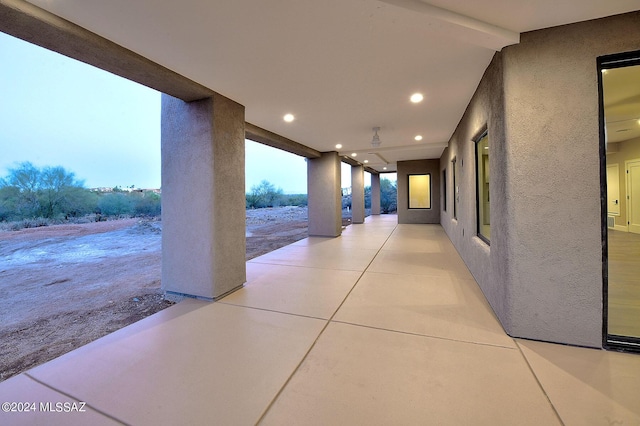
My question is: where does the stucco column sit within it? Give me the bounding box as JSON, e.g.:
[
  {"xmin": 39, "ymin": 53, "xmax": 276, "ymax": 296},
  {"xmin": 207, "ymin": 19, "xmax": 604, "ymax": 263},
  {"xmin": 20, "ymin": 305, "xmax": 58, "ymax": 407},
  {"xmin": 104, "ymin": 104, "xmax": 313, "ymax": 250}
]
[
  {"xmin": 371, "ymin": 173, "xmax": 381, "ymax": 215},
  {"xmin": 161, "ymin": 93, "xmax": 246, "ymax": 300},
  {"xmin": 351, "ymin": 164, "xmax": 365, "ymax": 224},
  {"xmin": 308, "ymin": 151, "xmax": 342, "ymax": 237}
]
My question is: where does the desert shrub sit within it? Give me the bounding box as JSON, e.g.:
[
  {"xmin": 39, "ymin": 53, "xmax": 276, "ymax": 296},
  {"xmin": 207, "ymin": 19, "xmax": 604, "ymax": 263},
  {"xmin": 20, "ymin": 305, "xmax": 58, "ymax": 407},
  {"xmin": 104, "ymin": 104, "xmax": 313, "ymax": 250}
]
[
  {"xmin": 281, "ymin": 193, "xmax": 307, "ymax": 207},
  {"xmin": 246, "ymin": 180, "xmax": 284, "ymax": 208},
  {"xmin": 0, "ymin": 162, "xmax": 93, "ymax": 220},
  {"xmin": 342, "ymin": 193, "xmax": 351, "ymax": 210},
  {"xmin": 365, "ymin": 186, "xmax": 371, "ymax": 209},
  {"xmin": 59, "ymin": 186, "xmax": 99, "ymax": 218},
  {"xmin": 131, "ymin": 191, "xmax": 161, "ymax": 217},
  {"xmin": 97, "ymin": 192, "xmax": 133, "ymax": 217},
  {"xmin": 9, "ymin": 217, "xmax": 52, "ymax": 231},
  {"xmin": 380, "ymin": 178, "xmax": 397, "ymax": 213},
  {"xmin": 0, "ymin": 186, "xmax": 20, "ymax": 221}
]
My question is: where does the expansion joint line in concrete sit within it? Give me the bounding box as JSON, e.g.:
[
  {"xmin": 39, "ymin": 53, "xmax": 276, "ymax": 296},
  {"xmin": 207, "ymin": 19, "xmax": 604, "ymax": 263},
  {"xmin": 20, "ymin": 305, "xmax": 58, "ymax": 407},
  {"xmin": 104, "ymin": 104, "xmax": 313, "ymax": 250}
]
[{"xmin": 255, "ymin": 222, "xmax": 398, "ymax": 424}]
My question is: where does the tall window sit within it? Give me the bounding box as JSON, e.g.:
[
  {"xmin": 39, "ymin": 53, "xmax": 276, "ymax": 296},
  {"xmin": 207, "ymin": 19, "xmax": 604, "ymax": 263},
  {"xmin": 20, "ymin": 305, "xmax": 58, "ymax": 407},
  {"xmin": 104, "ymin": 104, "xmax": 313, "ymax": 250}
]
[
  {"xmin": 476, "ymin": 132, "xmax": 490, "ymax": 243},
  {"xmin": 442, "ymin": 169, "xmax": 447, "ymax": 212},
  {"xmin": 452, "ymin": 158, "xmax": 458, "ymax": 220}
]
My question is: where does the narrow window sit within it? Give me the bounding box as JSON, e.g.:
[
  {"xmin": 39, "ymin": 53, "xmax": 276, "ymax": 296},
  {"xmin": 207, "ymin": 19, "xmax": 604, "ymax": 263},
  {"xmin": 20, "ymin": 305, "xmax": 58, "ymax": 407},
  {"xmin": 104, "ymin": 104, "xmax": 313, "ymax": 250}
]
[
  {"xmin": 599, "ymin": 50, "xmax": 640, "ymax": 351},
  {"xmin": 475, "ymin": 132, "xmax": 490, "ymax": 243},
  {"xmin": 408, "ymin": 174, "xmax": 431, "ymax": 209},
  {"xmin": 442, "ymin": 168, "xmax": 447, "ymax": 212},
  {"xmin": 452, "ymin": 158, "xmax": 458, "ymax": 220}
]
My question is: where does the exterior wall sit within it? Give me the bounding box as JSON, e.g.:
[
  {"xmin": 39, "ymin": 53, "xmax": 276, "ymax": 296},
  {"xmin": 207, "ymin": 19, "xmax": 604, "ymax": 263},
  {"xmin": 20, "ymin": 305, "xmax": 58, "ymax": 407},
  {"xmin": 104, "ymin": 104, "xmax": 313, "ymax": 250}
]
[
  {"xmin": 442, "ymin": 11, "xmax": 640, "ymax": 347},
  {"xmin": 398, "ymin": 159, "xmax": 441, "ymax": 224},
  {"xmin": 440, "ymin": 53, "xmax": 510, "ymax": 332}
]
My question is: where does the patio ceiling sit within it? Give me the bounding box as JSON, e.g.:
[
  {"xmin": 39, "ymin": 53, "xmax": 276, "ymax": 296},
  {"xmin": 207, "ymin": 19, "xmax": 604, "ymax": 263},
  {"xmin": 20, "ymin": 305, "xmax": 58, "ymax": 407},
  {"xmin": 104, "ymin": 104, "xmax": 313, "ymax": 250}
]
[{"xmin": 24, "ymin": 0, "xmax": 640, "ymax": 172}]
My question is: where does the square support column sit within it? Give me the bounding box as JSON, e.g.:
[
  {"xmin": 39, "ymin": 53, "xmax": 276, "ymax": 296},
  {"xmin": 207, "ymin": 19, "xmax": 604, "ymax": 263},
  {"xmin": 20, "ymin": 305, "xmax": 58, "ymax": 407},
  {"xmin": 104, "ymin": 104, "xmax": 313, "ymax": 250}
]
[
  {"xmin": 351, "ymin": 165, "xmax": 365, "ymax": 224},
  {"xmin": 161, "ymin": 93, "xmax": 246, "ymax": 300},
  {"xmin": 308, "ymin": 151, "xmax": 342, "ymax": 237},
  {"xmin": 371, "ymin": 173, "xmax": 381, "ymax": 215}
]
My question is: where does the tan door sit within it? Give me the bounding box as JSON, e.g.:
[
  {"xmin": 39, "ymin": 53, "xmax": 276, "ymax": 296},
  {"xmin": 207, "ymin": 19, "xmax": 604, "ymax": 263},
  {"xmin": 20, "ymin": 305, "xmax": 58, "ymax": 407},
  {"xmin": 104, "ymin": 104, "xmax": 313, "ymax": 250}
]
[{"xmin": 607, "ymin": 164, "xmax": 620, "ymax": 217}]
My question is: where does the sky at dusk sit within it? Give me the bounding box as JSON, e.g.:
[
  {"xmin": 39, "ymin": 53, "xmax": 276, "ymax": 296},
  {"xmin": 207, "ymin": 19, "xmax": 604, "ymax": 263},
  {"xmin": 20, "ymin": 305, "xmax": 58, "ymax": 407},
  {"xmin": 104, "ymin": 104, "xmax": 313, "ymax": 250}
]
[{"xmin": 0, "ymin": 32, "xmax": 384, "ymax": 194}]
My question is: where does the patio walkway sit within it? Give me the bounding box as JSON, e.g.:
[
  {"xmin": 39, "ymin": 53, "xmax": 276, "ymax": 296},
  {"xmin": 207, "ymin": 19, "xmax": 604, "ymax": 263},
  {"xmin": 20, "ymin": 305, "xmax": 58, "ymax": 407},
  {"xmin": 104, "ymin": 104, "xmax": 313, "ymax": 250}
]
[{"xmin": 1, "ymin": 214, "xmax": 639, "ymax": 425}]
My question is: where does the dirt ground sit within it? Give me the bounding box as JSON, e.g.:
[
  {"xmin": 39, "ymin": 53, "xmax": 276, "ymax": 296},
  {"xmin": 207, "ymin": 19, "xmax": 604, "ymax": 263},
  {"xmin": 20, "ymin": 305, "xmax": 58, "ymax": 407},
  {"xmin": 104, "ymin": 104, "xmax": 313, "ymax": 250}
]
[{"xmin": 0, "ymin": 207, "xmax": 309, "ymax": 383}]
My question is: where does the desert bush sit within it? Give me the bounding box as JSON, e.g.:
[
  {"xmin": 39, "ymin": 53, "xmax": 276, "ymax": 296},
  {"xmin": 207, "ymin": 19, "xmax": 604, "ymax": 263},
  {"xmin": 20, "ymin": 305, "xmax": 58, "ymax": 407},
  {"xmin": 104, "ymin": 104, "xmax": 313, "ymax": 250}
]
[
  {"xmin": 281, "ymin": 193, "xmax": 307, "ymax": 207},
  {"xmin": 0, "ymin": 162, "xmax": 92, "ymax": 220},
  {"xmin": 380, "ymin": 178, "xmax": 397, "ymax": 213},
  {"xmin": 246, "ymin": 180, "xmax": 284, "ymax": 208},
  {"xmin": 131, "ymin": 191, "xmax": 161, "ymax": 216},
  {"xmin": 9, "ymin": 217, "xmax": 53, "ymax": 231},
  {"xmin": 365, "ymin": 186, "xmax": 371, "ymax": 209},
  {"xmin": 97, "ymin": 192, "xmax": 134, "ymax": 217}
]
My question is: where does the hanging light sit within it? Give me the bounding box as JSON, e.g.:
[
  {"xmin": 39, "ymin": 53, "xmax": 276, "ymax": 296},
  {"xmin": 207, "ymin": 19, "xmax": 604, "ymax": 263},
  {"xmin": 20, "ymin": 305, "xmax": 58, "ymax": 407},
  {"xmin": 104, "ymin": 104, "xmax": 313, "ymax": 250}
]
[{"xmin": 371, "ymin": 127, "xmax": 381, "ymax": 147}]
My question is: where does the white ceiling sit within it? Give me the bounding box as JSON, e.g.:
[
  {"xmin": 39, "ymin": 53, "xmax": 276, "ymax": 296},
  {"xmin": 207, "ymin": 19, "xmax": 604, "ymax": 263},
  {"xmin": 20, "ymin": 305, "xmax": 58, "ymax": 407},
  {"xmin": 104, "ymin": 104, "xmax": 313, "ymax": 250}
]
[
  {"xmin": 26, "ymin": 0, "xmax": 640, "ymax": 172},
  {"xmin": 603, "ymin": 65, "xmax": 640, "ymax": 144}
]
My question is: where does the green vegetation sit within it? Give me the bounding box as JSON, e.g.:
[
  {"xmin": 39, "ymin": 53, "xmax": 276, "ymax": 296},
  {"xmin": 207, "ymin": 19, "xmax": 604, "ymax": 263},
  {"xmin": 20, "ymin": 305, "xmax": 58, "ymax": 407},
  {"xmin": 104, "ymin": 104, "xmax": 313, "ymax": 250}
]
[
  {"xmin": 0, "ymin": 162, "xmax": 161, "ymax": 228},
  {"xmin": 341, "ymin": 178, "xmax": 397, "ymax": 213},
  {"xmin": 246, "ymin": 180, "xmax": 307, "ymax": 208},
  {"xmin": 380, "ymin": 178, "xmax": 398, "ymax": 213}
]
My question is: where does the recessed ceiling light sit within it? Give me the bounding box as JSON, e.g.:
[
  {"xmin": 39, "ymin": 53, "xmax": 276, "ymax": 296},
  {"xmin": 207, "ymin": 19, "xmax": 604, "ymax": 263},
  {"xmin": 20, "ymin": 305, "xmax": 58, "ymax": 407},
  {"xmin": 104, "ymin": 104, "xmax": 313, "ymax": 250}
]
[
  {"xmin": 351, "ymin": 153, "xmax": 357, "ymax": 157},
  {"xmin": 410, "ymin": 93, "xmax": 424, "ymax": 103},
  {"xmin": 414, "ymin": 135, "xmax": 423, "ymax": 141},
  {"xmin": 335, "ymin": 144, "xmax": 342, "ymax": 149},
  {"xmin": 283, "ymin": 113, "xmax": 295, "ymax": 122},
  {"xmin": 383, "ymin": 167, "xmax": 387, "ymax": 170},
  {"xmin": 364, "ymin": 160, "xmax": 369, "ymax": 163}
]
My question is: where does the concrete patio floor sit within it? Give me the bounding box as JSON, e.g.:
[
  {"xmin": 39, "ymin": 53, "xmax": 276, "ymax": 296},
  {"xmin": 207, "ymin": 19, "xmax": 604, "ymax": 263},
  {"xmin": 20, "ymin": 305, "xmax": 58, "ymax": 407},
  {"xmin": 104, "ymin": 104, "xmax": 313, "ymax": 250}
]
[{"xmin": 1, "ymin": 214, "xmax": 639, "ymax": 425}]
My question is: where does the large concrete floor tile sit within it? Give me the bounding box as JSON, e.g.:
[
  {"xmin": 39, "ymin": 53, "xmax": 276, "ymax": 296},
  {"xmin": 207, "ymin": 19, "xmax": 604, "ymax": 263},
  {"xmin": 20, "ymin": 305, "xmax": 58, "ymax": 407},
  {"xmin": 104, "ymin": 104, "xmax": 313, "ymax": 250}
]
[
  {"xmin": 291, "ymin": 234, "xmax": 390, "ymax": 250},
  {"xmin": 220, "ymin": 263, "xmax": 362, "ymax": 318},
  {"xmin": 390, "ymin": 224, "xmax": 447, "ymax": 238},
  {"xmin": 334, "ymin": 272, "xmax": 515, "ymax": 348},
  {"xmin": 261, "ymin": 322, "xmax": 559, "ymax": 425},
  {"xmin": 28, "ymin": 301, "xmax": 325, "ymax": 425},
  {"xmin": 249, "ymin": 244, "xmax": 379, "ymax": 271},
  {"xmin": 517, "ymin": 339, "xmax": 640, "ymax": 425},
  {"xmin": 0, "ymin": 374, "xmax": 120, "ymax": 425},
  {"xmin": 368, "ymin": 250, "xmax": 473, "ymax": 279},
  {"xmin": 342, "ymin": 220, "xmax": 396, "ymax": 236},
  {"xmin": 382, "ymin": 236, "xmax": 451, "ymax": 253}
]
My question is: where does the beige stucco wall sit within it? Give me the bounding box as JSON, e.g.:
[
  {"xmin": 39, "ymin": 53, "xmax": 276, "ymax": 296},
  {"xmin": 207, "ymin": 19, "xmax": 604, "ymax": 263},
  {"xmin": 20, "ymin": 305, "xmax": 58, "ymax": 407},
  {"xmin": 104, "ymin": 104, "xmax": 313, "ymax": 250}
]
[
  {"xmin": 161, "ymin": 94, "xmax": 247, "ymax": 300},
  {"xmin": 440, "ymin": 52, "xmax": 509, "ymax": 331},
  {"xmin": 442, "ymin": 11, "xmax": 640, "ymax": 347},
  {"xmin": 307, "ymin": 152, "xmax": 342, "ymax": 237}
]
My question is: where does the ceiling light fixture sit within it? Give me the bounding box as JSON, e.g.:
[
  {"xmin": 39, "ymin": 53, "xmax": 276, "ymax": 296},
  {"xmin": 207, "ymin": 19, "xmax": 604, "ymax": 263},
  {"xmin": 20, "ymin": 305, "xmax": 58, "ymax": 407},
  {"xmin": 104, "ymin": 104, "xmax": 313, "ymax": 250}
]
[
  {"xmin": 351, "ymin": 153, "xmax": 357, "ymax": 157},
  {"xmin": 283, "ymin": 113, "xmax": 295, "ymax": 122},
  {"xmin": 414, "ymin": 135, "xmax": 423, "ymax": 141},
  {"xmin": 410, "ymin": 93, "xmax": 424, "ymax": 103},
  {"xmin": 335, "ymin": 143, "xmax": 343, "ymax": 149},
  {"xmin": 383, "ymin": 167, "xmax": 387, "ymax": 170},
  {"xmin": 371, "ymin": 127, "xmax": 381, "ymax": 147},
  {"xmin": 364, "ymin": 160, "xmax": 369, "ymax": 163}
]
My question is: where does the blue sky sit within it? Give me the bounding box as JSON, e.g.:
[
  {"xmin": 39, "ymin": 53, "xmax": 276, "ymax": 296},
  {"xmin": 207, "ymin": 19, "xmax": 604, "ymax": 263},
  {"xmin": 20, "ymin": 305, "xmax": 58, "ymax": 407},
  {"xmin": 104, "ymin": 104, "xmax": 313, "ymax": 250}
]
[{"xmin": 0, "ymin": 32, "xmax": 385, "ymax": 194}]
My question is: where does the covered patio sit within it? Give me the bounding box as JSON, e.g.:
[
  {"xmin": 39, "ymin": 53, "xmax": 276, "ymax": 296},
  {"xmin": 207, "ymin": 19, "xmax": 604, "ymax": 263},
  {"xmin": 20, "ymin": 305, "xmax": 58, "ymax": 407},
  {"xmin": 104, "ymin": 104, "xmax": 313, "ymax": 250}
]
[{"xmin": 1, "ymin": 215, "xmax": 638, "ymax": 425}]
